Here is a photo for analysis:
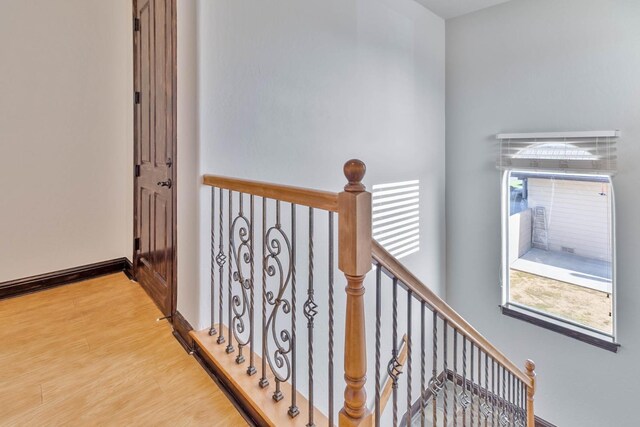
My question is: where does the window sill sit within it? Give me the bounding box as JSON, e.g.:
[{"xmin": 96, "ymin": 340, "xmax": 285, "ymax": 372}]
[{"xmin": 501, "ymin": 304, "xmax": 620, "ymax": 353}]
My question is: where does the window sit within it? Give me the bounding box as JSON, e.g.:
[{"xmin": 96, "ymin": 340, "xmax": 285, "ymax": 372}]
[
  {"xmin": 372, "ymin": 180, "xmax": 420, "ymax": 259},
  {"xmin": 498, "ymin": 131, "xmax": 618, "ymax": 349}
]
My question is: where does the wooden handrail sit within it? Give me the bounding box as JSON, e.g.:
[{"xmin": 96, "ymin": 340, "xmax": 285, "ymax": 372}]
[
  {"xmin": 372, "ymin": 241, "xmax": 533, "ymax": 388},
  {"xmin": 203, "ymin": 174, "xmax": 339, "ymax": 212}
]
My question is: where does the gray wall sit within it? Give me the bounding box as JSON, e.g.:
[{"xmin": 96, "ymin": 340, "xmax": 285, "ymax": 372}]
[{"xmin": 446, "ymin": 0, "xmax": 640, "ymax": 425}]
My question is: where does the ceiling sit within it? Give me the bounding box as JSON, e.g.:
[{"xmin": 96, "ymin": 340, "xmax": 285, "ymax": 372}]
[{"xmin": 414, "ymin": 0, "xmax": 512, "ymax": 20}]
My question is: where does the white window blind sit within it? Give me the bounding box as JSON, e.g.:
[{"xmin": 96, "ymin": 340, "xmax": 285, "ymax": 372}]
[
  {"xmin": 497, "ymin": 131, "xmax": 619, "ymax": 175},
  {"xmin": 372, "ymin": 180, "xmax": 420, "ymax": 259}
]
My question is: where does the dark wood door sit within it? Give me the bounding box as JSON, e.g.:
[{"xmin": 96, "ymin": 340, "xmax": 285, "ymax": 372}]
[{"xmin": 133, "ymin": 0, "xmax": 176, "ymax": 317}]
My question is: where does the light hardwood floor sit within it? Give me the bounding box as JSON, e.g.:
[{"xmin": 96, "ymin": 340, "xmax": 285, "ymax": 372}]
[{"xmin": 0, "ymin": 273, "xmax": 247, "ymax": 426}]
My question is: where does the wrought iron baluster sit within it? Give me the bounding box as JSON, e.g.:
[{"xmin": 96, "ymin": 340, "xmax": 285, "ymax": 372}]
[
  {"xmin": 263, "ymin": 200, "xmax": 295, "ymax": 403},
  {"xmin": 499, "ymin": 365, "xmax": 507, "ymax": 426},
  {"xmin": 492, "ymin": 359, "xmax": 496, "ymax": 427},
  {"xmin": 461, "ymin": 336, "xmax": 468, "ymax": 427},
  {"xmin": 388, "ymin": 277, "xmax": 400, "ymax": 427},
  {"xmin": 248, "ymin": 195, "xmax": 256, "ymax": 375},
  {"xmin": 304, "ymin": 207, "xmax": 316, "ymax": 426},
  {"xmin": 420, "ymin": 303, "xmax": 426, "ymax": 427},
  {"xmin": 259, "ymin": 198, "xmax": 269, "ymax": 388},
  {"xmin": 443, "ymin": 320, "xmax": 448, "ymax": 426},
  {"xmin": 406, "ymin": 291, "xmax": 413, "ymax": 427},
  {"xmin": 230, "ymin": 193, "xmax": 252, "ymax": 365},
  {"xmin": 288, "ymin": 204, "xmax": 298, "ymax": 418},
  {"xmin": 226, "ymin": 190, "xmax": 234, "ymax": 354},
  {"xmin": 470, "ymin": 343, "xmax": 474, "ymax": 427},
  {"xmin": 375, "ymin": 264, "xmax": 382, "ymax": 427},
  {"xmin": 510, "ymin": 372, "xmax": 515, "ymax": 424},
  {"xmin": 328, "ymin": 212, "xmax": 335, "ymax": 426},
  {"xmin": 217, "ymin": 188, "xmax": 226, "ymax": 345},
  {"xmin": 209, "ymin": 187, "xmax": 217, "ymax": 336},
  {"xmin": 431, "ymin": 311, "xmax": 437, "ymax": 427},
  {"xmin": 482, "ymin": 352, "xmax": 491, "ymax": 425},
  {"xmin": 453, "ymin": 329, "xmax": 458, "ymax": 427}
]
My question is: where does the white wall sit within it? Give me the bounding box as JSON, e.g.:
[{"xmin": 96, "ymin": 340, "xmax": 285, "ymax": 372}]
[
  {"xmin": 446, "ymin": 0, "xmax": 640, "ymax": 425},
  {"xmin": 174, "ymin": 0, "xmax": 446, "ymax": 328},
  {"xmin": 0, "ymin": 0, "xmax": 133, "ymax": 282}
]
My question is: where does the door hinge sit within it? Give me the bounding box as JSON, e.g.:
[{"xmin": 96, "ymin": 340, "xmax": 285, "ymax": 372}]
[
  {"xmin": 134, "ymin": 91, "xmax": 141, "ymax": 105},
  {"xmin": 135, "ymin": 164, "xmax": 141, "ymax": 177},
  {"xmin": 134, "ymin": 237, "xmax": 141, "ymax": 251},
  {"xmin": 134, "ymin": 17, "xmax": 140, "ymax": 32}
]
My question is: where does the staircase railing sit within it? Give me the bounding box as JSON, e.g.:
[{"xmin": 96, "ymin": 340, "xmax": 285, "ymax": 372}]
[{"xmin": 198, "ymin": 160, "xmax": 536, "ymax": 427}]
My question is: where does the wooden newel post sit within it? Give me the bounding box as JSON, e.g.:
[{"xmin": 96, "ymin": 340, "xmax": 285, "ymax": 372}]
[
  {"xmin": 338, "ymin": 159, "xmax": 373, "ymax": 427},
  {"xmin": 525, "ymin": 360, "xmax": 536, "ymax": 427}
]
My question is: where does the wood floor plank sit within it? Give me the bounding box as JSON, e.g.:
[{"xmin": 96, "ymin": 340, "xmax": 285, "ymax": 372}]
[{"xmin": 0, "ymin": 273, "xmax": 247, "ymax": 426}]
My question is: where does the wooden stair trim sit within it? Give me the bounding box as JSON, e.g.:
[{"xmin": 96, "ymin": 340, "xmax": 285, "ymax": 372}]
[
  {"xmin": 203, "ymin": 174, "xmax": 339, "ymax": 212},
  {"xmin": 190, "ymin": 326, "xmax": 329, "ymax": 427}
]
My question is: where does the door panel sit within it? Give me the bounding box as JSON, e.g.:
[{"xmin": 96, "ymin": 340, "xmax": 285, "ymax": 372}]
[{"xmin": 134, "ymin": 0, "xmax": 175, "ymax": 317}]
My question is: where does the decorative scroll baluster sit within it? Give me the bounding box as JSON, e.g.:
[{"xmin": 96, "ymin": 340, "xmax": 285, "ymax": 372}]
[
  {"xmin": 217, "ymin": 188, "xmax": 226, "ymax": 345},
  {"xmin": 230, "ymin": 193, "xmax": 253, "ymax": 365},
  {"xmin": 328, "ymin": 212, "xmax": 335, "ymax": 427},
  {"xmin": 374, "ymin": 264, "xmax": 381, "ymax": 427},
  {"xmin": 264, "ymin": 200, "xmax": 295, "ymax": 403},
  {"xmin": 406, "ymin": 291, "xmax": 412, "ymax": 427},
  {"xmin": 226, "ymin": 190, "xmax": 234, "ymax": 354},
  {"xmin": 209, "ymin": 187, "xmax": 217, "ymax": 336},
  {"xmin": 420, "ymin": 303, "xmax": 426, "ymax": 427},
  {"xmin": 389, "ymin": 278, "xmax": 400, "ymax": 427},
  {"xmin": 304, "ymin": 207, "xmax": 316, "ymax": 426},
  {"xmin": 453, "ymin": 329, "xmax": 458, "ymax": 427},
  {"xmin": 259, "ymin": 198, "xmax": 269, "ymax": 388}
]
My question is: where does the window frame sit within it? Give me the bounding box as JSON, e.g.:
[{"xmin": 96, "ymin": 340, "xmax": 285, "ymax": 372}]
[{"xmin": 500, "ymin": 170, "xmax": 620, "ymax": 352}]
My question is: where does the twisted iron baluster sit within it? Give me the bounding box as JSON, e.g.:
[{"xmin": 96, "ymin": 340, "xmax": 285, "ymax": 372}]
[
  {"xmin": 500, "ymin": 366, "xmax": 507, "ymax": 426},
  {"xmin": 431, "ymin": 311, "xmax": 437, "ymax": 426},
  {"xmin": 470, "ymin": 343, "xmax": 474, "ymax": 426},
  {"xmin": 248, "ymin": 195, "xmax": 256, "ymax": 375},
  {"xmin": 288, "ymin": 204, "xmax": 298, "ymax": 418},
  {"xmin": 375, "ymin": 264, "xmax": 381, "ymax": 427},
  {"xmin": 209, "ymin": 187, "xmax": 217, "ymax": 336},
  {"xmin": 217, "ymin": 188, "xmax": 226, "ymax": 345},
  {"xmin": 226, "ymin": 190, "xmax": 234, "ymax": 354},
  {"xmin": 484, "ymin": 353, "xmax": 490, "ymax": 425},
  {"xmin": 443, "ymin": 320, "xmax": 448, "ymax": 426},
  {"xmin": 328, "ymin": 212, "xmax": 335, "ymax": 426},
  {"xmin": 453, "ymin": 329, "xmax": 458, "ymax": 427},
  {"xmin": 304, "ymin": 207, "xmax": 316, "ymax": 426},
  {"xmin": 420, "ymin": 303, "xmax": 426, "ymax": 427},
  {"xmin": 492, "ymin": 359, "xmax": 496, "ymax": 427},
  {"xmin": 388, "ymin": 278, "xmax": 400, "ymax": 427},
  {"xmin": 462, "ymin": 336, "xmax": 468, "ymax": 427},
  {"xmin": 259, "ymin": 198, "xmax": 269, "ymax": 388},
  {"xmin": 406, "ymin": 291, "xmax": 412, "ymax": 427}
]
